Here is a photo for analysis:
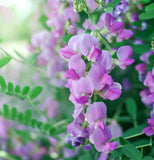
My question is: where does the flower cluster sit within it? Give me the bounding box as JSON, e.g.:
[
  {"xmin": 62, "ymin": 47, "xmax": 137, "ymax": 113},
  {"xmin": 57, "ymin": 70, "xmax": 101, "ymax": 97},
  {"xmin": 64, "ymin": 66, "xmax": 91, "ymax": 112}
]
[
  {"xmin": 135, "ymin": 50, "xmax": 154, "ymax": 136},
  {"xmin": 59, "ymin": 33, "xmax": 134, "ymax": 159},
  {"xmin": 28, "ymin": 0, "xmax": 79, "ymax": 86},
  {"xmin": 135, "ymin": 50, "xmax": 154, "ymax": 106},
  {"xmin": 79, "ymin": 12, "xmax": 133, "ymax": 43}
]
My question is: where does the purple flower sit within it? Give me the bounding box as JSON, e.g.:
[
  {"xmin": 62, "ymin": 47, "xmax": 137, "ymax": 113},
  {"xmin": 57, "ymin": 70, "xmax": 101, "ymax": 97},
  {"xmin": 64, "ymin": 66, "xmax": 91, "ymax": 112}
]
[
  {"xmin": 101, "ymin": 82, "xmax": 122, "ymax": 101},
  {"xmin": 103, "ymin": 13, "xmax": 124, "ymax": 36},
  {"xmin": 88, "ymin": 62, "xmax": 106, "ymax": 90},
  {"xmin": 116, "ymin": 45, "xmax": 135, "ymax": 69},
  {"xmin": 63, "ymin": 148, "xmax": 78, "ymax": 158},
  {"xmin": 98, "ymin": 142, "xmax": 118, "ymax": 160},
  {"xmin": 71, "ymin": 76, "xmax": 94, "ymax": 104},
  {"xmin": 86, "ymin": 102, "xmax": 107, "ymax": 125},
  {"xmin": 67, "ymin": 113, "xmax": 86, "ymax": 137},
  {"xmin": 97, "ymin": 50, "xmax": 113, "ymax": 72},
  {"xmin": 64, "ymin": 69, "xmax": 80, "ymax": 80},
  {"xmin": 59, "ymin": 47, "xmax": 77, "ymax": 59},
  {"xmin": 144, "ymin": 71, "xmax": 154, "ymax": 92},
  {"xmin": 140, "ymin": 89, "xmax": 152, "ymax": 106},
  {"xmin": 135, "ymin": 63, "xmax": 146, "ymax": 74},
  {"xmin": 72, "ymin": 104, "xmax": 84, "ymax": 118},
  {"xmin": 68, "ymin": 34, "xmax": 100, "ymax": 56},
  {"xmin": 83, "ymin": 144, "xmax": 91, "ymax": 151},
  {"xmin": 140, "ymin": 50, "xmax": 153, "ymax": 64},
  {"xmin": 89, "ymin": 124, "xmax": 111, "ymax": 152},
  {"xmin": 143, "ymin": 109, "xmax": 154, "ymax": 136},
  {"xmin": 109, "ymin": 22, "xmax": 124, "ymax": 36},
  {"xmin": 68, "ymin": 54, "xmax": 86, "ymax": 77},
  {"xmin": 86, "ymin": 0, "xmax": 98, "ymax": 12},
  {"xmin": 108, "ymin": 120, "xmax": 123, "ymax": 137},
  {"xmin": 87, "ymin": 46, "xmax": 102, "ymax": 62},
  {"xmin": 117, "ymin": 29, "xmax": 133, "ymax": 42}
]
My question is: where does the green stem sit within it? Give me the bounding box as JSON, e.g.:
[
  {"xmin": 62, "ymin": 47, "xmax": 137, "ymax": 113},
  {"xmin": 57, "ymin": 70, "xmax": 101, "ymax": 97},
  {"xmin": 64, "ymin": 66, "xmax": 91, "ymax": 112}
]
[
  {"xmin": 111, "ymin": 132, "xmax": 144, "ymax": 142},
  {"xmin": 26, "ymin": 96, "xmax": 55, "ymax": 125},
  {"xmin": 0, "ymin": 47, "xmax": 24, "ymax": 63},
  {"xmin": 124, "ymin": 132, "xmax": 144, "ymax": 139},
  {"xmin": 96, "ymin": 30, "xmax": 112, "ymax": 50}
]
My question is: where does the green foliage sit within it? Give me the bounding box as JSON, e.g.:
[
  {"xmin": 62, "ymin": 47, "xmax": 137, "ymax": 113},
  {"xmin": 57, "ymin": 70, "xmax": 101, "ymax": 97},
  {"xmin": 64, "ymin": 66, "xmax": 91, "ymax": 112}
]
[
  {"xmin": 143, "ymin": 156, "xmax": 154, "ymax": 160},
  {"xmin": 62, "ymin": 35, "xmax": 73, "ymax": 44},
  {"xmin": 28, "ymin": 86, "xmax": 43, "ymax": 99},
  {"xmin": 0, "ymin": 56, "xmax": 11, "ymax": 68},
  {"xmin": 0, "ymin": 75, "xmax": 42, "ymax": 100},
  {"xmin": 21, "ymin": 86, "xmax": 30, "ymax": 95},
  {"xmin": 137, "ymin": 0, "xmax": 151, "ymax": 4},
  {"xmin": 122, "ymin": 144, "xmax": 142, "ymax": 160},
  {"xmin": 126, "ymin": 98, "xmax": 137, "ymax": 122},
  {"xmin": 0, "ymin": 104, "xmax": 55, "ymax": 137},
  {"xmin": 147, "ymin": 54, "xmax": 154, "ymax": 70},
  {"xmin": 132, "ymin": 44, "xmax": 151, "ymax": 55},
  {"xmin": 104, "ymin": 0, "xmax": 122, "ymax": 10},
  {"xmin": 0, "ymin": 76, "xmax": 6, "ymax": 92},
  {"xmin": 122, "ymin": 124, "xmax": 147, "ymax": 138},
  {"xmin": 39, "ymin": 14, "xmax": 51, "ymax": 30},
  {"xmin": 145, "ymin": 3, "xmax": 154, "ymax": 12},
  {"xmin": 139, "ymin": 3, "xmax": 154, "ymax": 20}
]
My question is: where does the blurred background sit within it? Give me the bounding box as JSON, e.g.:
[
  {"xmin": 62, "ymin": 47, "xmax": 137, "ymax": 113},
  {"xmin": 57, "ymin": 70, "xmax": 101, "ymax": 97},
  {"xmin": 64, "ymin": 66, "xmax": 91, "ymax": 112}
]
[{"xmin": 0, "ymin": 0, "xmax": 45, "ymax": 56}]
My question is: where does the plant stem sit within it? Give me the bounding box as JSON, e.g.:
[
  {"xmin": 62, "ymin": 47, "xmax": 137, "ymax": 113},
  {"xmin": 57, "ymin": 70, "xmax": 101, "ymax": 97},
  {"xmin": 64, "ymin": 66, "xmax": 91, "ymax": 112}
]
[
  {"xmin": 0, "ymin": 47, "xmax": 24, "ymax": 63},
  {"xmin": 26, "ymin": 96, "xmax": 55, "ymax": 125}
]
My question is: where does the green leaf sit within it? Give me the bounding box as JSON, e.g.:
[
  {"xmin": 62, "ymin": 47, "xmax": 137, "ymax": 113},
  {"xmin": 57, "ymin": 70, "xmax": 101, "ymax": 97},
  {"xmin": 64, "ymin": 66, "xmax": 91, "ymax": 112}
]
[
  {"xmin": 15, "ymin": 85, "xmax": 20, "ymax": 93},
  {"xmin": 28, "ymin": 86, "xmax": 43, "ymax": 99},
  {"xmin": 37, "ymin": 121, "xmax": 43, "ymax": 129},
  {"xmin": 43, "ymin": 123, "xmax": 52, "ymax": 130},
  {"xmin": 139, "ymin": 10, "xmax": 154, "ymax": 20},
  {"xmin": 104, "ymin": 7, "xmax": 113, "ymax": 13},
  {"xmin": 31, "ymin": 119, "xmax": 37, "ymax": 128},
  {"xmin": 123, "ymin": 144, "xmax": 142, "ymax": 160},
  {"xmin": 137, "ymin": 0, "xmax": 151, "ymax": 4},
  {"xmin": 126, "ymin": 98, "xmax": 137, "ymax": 119},
  {"xmin": 145, "ymin": 3, "xmax": 154, "ymax": 12},
  {"xmin": 18, "ymin": 113, "xmax": 24, "ymax": 122},
  {"xmin": 143, "ymin": 156, "xmax": 154, "ymax": 160},
  {"xmin": 149, "ymin": 54, "xmax": 154, "ymax": 65},
  {"xmin": 133, "ymin": 139, "xmax": 151, "ymax": 148},
  {"xmin": 24, "ymin": 110, "xmax": 32, "ymax": 123},
  {"xmin": 122, "ymin": 124, "xmax": 147, "ymax": 138},
  {"xmin": 7, "ymin": 82, "xmax": 14, "ymax": 95},
  {"xmin": 26, "ymin": 53, "xmax": 38, "ymax": 64},
  {"xmin": 3, "ymin": 104, "xmax": 10, "ymax": 117},
  {"xmin": 11, "ymin": 107, "xmax": 18, "ymax": 120},
  {"xmin": 62, "ymin": 35, "xmax": 73, "ymax": 44},
  {"xmin": 132, "ymin": 44, "xmax": 151, "ymax": 54},
  {"xmin": 21, "ymin": 86, "xmax": 30, "ymax": 95},
  {"xmin": 0, "ymin": 76, "xmax": 6, "ymax": 92},
  {"xmin": 104, "ymin": 0, "xmax": 122, "ymax": 9},
  {"xmin": 119, "ymin": 137, "xmax": 129, "ymax": 145},
  {"xmin": 39, "ymin": 14, "xmax": 50, "ymax": 30},
  {"xmin": 0, "ymin": 56, "xmax": 11, "ymax": 68}
]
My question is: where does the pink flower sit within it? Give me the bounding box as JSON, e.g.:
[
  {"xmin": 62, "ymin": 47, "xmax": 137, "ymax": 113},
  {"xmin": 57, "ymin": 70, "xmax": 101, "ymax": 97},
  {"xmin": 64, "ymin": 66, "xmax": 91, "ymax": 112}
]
[
  {"xmin": 86, "ymin": 102, "xmax": 107, "ymax": 125},
  {"xmin": 68, "ymin": 34, "xmax": 100, "ymax": 56},
  {"xmin": 59, "ymin": 47, "xmax": 77, "ymax": 59},
  {"xmin": 116, "ymin": 45, "xmax": 135, "ymax": 69},
  {"xmin": 117, "ymin": 29, "xmax": 133, "ymax": 42},
  {"xmin": 101, "ymin": 82, "xmax": 122, "ymax": 101}
]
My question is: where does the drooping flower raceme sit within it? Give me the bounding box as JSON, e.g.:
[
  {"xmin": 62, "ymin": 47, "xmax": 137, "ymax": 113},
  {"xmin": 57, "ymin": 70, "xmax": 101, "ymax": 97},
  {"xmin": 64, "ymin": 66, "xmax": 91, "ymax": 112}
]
[{"xmin": 59, "ymin": 34, "xmax": 134, "ymax": 157}]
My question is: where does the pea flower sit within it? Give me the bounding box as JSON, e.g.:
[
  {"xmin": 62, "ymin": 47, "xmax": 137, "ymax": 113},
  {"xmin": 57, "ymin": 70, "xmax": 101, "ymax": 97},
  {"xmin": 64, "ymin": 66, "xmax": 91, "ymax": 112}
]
[
  {"xmin": 116, "ymin": 45, "xmax": 135, "ymax": 69},
  {"xmin": 143, "ymin": 108, "xmax": 154, "ymax": 136}
]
